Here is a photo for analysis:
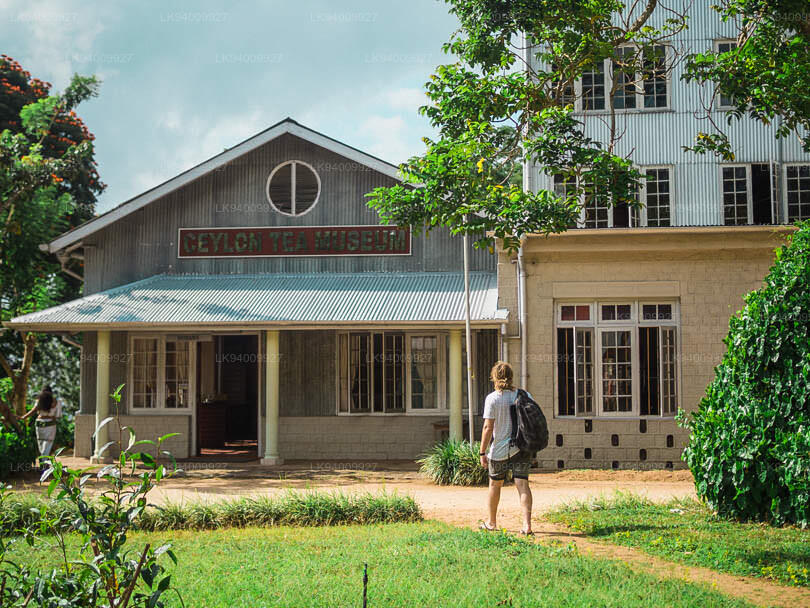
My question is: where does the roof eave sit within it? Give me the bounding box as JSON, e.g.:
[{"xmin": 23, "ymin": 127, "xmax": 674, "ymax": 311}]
[{"xmin": 47, "ymin": 119, "xmax": 404, "ymax": 253}]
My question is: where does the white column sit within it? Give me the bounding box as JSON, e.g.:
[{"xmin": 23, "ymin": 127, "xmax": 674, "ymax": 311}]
[
  {"xmin": 261, "ymin": 330, "xmax": 282, "ymax": 465},
  {"xmin": 92, "ymin": 330, "xmax": 111, "ymax": 463},
  {"xmin": 448, "ymin": 329, "xmax": 463, "ymax": 441}
]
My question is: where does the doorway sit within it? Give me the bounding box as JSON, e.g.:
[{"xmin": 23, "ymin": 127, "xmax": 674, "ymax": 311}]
[{"xmin": 196, "ymin": 335, "xmax": 259, "ymax": 459}]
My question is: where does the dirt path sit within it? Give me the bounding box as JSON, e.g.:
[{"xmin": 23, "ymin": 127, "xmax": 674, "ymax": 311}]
[{"xmin": 15, "ymin": 463, "xmax": 804, "ymax": 607}]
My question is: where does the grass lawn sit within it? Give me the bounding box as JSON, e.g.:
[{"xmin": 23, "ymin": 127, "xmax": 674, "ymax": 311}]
[
  {"xmin": 547, "ymin": 493, "xmax": 810, "ymax": 588},
  {"xmin": 9, "ymin": 521, "xmax": 755, "ymax": 607}
]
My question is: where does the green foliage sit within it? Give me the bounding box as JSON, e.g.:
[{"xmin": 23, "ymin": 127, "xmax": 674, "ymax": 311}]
[
  {"xmin": 418, "ymin": 439, "xmax": 490, "ymax": 486},
  {"xmin": 0, "ymin": 491, "xmax": 422, "ymax": 536},
  {"xmin": 548, "ymin": 492, "xmax": 810, "ymax": 587},
  {"xmin": 1, "ymin": 56, "xmax": 101, "ymax": 425},
  {"xmin": 0, "ymin": 421, "xmax": 36, "ymax": 478},
  {"xmin": 680, "ymin": 223, "xmax": 810, "ymax": 526},
  {"xmin": 682, "ymin": 0, "xmax": 810, "ymax": 157},
  {"xmin": 367, "ymin": 0, "xmax": 684, "ymax": 249},
  {"xmin": 0, "ymin": 385, "xmax": 183, "ymax": 607}
]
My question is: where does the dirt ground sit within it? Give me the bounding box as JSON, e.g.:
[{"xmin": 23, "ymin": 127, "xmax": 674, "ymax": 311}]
[{"xmin": 12, "ymin": 460, "xmax": 806, "ymax": 607}]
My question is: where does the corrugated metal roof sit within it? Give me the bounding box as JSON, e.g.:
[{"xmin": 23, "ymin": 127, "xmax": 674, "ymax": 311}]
[{"xmin": 7, "ymin": 272, "xmax": 506, "ymax": 329}]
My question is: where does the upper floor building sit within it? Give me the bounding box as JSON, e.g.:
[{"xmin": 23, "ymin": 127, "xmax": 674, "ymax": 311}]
[{"xmin": 524, "ymin": 0, "xmax": 810, "ymax": 228}]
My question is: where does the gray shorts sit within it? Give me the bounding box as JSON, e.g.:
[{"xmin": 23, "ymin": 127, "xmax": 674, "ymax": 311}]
[{"xmin": 488, "ymin": 449, "xmax": 532, "ymax": 481}]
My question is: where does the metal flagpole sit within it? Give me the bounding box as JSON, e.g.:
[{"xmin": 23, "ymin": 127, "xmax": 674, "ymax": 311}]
[{"xmin": 463, "ymin": 220, "xmax": 475, "ymax": 444}]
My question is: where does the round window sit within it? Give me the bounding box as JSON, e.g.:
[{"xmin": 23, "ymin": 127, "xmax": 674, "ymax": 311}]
[{"xmin": 265, "ymin": 160, "xmax": 321, "ymax": 216}]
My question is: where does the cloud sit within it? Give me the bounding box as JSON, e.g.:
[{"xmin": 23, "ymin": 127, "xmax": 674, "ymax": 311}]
[
  {"xmin": 381, "ymin": 87, "xmax": 428, "ymax": 112},
  {"xmin": 357, "ymin": 115, "xmax": 418, "ymax": 163},
  {"xmin": 4, "ymin": 0, "xmax": 109, "ymax": 87}
]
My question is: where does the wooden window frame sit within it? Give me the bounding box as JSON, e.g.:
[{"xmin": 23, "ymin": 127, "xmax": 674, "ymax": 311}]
[
  {"xmin": 127, "ymin": 334, "xmax": 195, "ymax": 414},
  {"xmin": 336, "ymin": 331, "xmax": 448, "ymax": 416},
  {"xmin": 554, "ymin": 300, "xmax": 681, "ymax": 419}
]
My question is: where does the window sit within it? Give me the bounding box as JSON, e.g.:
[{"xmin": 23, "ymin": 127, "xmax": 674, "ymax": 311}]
[
  {"xmin": 641, "ymin": 167, "xmax": 672, "ymax": 227},
  {"xmin": 786, "ymin": 164, "xmax": 810, "ymax": 222},
  {"xmin": 410, "ymin": 336, "xmax": 438, "ymax": 409},
  {"xmin": 715, "ymin": 41, "xmax": 737, "ymax": 109},
  {"xmin": 338, "ymin": 332, "xmax": 445, "ymax": 414},
  {"xmin": 575, "ymin": 45, "xmax": 669, "ymax": 112},
  {"xmin": 265, "ymin": 160, "xmax": 321, "ymax": 216},
  {"xmin": 582, "ymin": 182, "xmax": 610, "ymax": 228},
  {"xmin": 132, "ymin": 338, "xmax": 158, "ymax": 408},
  {"xmin": 552, "ymin": 63, "xmax": 576, "ymax": 107},
  {"xmin": 556, "ymin": 301, "xmax": 679, "ymax": 417},
  {"xmin": 130, "ymin": 336, "xmax": 193, "ymax": 411},
  {"xmin": 642, "ymin": 45, "xmax": 668, "ymax": 108},
  {"xmin": 722, "ymin": 164, "xmax": 777, "ymax": 225},
  {"xmin": 613, "ymin": 47, "xmax": 638, "ymax": 110},
  {"xmin": 582, "ymin": 62, "xmax": 606, "ymax": 111}
]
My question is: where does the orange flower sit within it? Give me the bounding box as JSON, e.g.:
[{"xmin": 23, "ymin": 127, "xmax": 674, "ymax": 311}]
[{"xmin": 51, "ymin": 174, "xmax": 63, "ymax": 183}]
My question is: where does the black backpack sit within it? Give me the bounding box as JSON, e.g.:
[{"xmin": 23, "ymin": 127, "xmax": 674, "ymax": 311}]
[{"xmin": 508, "ymin": 389, "xmax": 549, "ymax": 454}]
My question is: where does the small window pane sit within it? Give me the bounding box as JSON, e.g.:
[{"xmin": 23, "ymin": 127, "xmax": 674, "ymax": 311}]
[
  {"xmin": 561, "ymin": 305, "xmax": 575, "ymax": 321},
  {"xmin": 575, "ymin": 305, "xmax": 590, "ymax": 321},
  {"xmin": 411, "ymin": 336, "xmax": 438, "ymax": 410}
]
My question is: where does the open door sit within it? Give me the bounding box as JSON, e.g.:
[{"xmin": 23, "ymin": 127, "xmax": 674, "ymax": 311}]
[{"xmin": 196, "ymin": 335, "xmax": 259, "ymax": 459}]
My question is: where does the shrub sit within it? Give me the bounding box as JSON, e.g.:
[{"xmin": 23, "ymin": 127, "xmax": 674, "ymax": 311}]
[
  {"xmin": 418, "ymin": 439, "xmax": 490, "ymax": 486},
  {"xmin": 55, "ymin": 414, "xmax": 74, "ymax": 449},
  {"xmin": 0, "ymin": 422, "xmax": 37, "ymax": 479},
  {"xmin": 0, "ymin": 490, "xmax": 422, "ymax": 536},
  {"xmin": 680, "ymin": 222, "xmax": 810, "ymax": 526}
]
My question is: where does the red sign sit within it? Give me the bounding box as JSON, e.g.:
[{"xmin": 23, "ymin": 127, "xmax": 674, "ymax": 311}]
[{"xmin": 177, "ymin": 225, "xmax": 411, "ymax": 258}]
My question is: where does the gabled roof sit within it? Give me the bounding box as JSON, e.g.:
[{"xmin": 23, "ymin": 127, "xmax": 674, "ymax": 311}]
[
  {"xmin": 5, "ymin": 272, "xmax": 507, "ymax": 330},
  {"xmin": 47, "ymin": 118, "xmax": 403, "ymax": 253}
]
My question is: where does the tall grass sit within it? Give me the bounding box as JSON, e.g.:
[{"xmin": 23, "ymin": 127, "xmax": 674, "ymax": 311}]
[
  {"xmin": 417, "ymin": 439, "xmax": 489, "ymax": 486},
  {"xmin": 0, "ymin": 490, "xmax": 421, "ymax": 536}
]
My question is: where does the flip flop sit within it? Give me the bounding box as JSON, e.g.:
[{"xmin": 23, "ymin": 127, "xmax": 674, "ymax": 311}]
[{"xmin": 479, "ymin": 521, "xmax": 496, "ymax": 531}]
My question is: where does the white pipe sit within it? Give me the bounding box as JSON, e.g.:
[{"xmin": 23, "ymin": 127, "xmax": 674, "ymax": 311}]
[
  {"xmin": 518, "ymin": 244, "xmax": 528, "ymax": 389},
  {"xmin": 463, "ymin": 229, "xmax": 475, "ymax": 443}
]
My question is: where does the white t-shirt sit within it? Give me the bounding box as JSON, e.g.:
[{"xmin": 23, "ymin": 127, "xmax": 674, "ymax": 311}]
[{"xmin": 483, "ymin": 389, "xmax": 531, "ymax": 461}]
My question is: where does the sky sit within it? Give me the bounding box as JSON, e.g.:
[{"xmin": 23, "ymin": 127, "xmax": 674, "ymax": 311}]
[{"xmin": 1, "ymin": 0, "xmax": 460, "ymax": 213}]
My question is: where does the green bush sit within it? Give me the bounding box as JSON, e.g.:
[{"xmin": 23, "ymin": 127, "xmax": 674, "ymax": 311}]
[
  {"xmin": 418, "ymin": 439, "xmax": 490, "ymax": 486},
  {"xmin": 0, "ymin": 490, "xmax": 422, "ymax": 536},
  {"xmin": 0, "ymin": 422, "xmax": 37, "ymax": 479},
  {"xmin": 680, "ymin": 222, "xmax": 810, "ymax": 526},
  {"xmin": 55, "ymin": 415, "xmax": 74, "ymax": 449}
]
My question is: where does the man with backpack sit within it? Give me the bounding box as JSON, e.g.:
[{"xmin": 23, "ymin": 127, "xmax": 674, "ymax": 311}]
[{"xmin": 479, "ymin": 361, "xmax": 548, "ymax": 535}]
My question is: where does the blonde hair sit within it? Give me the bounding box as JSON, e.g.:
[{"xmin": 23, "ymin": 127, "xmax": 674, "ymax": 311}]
[{"xmin": 490, "ymin": 361, "xmax": 514, "ymax": 392}]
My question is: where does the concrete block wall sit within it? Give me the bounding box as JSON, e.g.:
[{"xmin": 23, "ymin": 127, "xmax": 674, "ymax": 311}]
[
  {"xmin": 75, "ymin": 414, "xmax": 191, "ymax": 460},
  {"xmin": 499, "ymin": 228, "xmax": 786, "ymax": 470},
  {"xmin": 278, "ymin": 416, "xmax": 448, "ymax": 461}
]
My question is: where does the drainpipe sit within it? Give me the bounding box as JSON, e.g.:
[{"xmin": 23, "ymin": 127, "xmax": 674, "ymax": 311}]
[{"xmin": 517, "ymin": 243, "xmax": 528, "ymax": 389}]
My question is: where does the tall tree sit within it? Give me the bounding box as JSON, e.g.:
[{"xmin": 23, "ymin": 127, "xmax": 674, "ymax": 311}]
[
  {"xmin": 683, "ymin": 0, "xmax": 810, "ymax": 159},
  {"xmin": 0, "ymin": 56, "xmax": 101, "ymax": 430},
  {"xmin": 367, "ymin": 0, "xmax": 689, "ymax": 250}
]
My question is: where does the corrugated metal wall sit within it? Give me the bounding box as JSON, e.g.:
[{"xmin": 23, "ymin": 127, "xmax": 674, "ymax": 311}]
[
  {"xmin": 528, "ymin": 0, "xmax": 810, "ymax": 226},
  {"xmin": 84, "ymin": 134, "xmax": 495, "ymax": 294},
  {"xmin": 279, "ymin": 330, "xmax": 336, "ymax": 416}
]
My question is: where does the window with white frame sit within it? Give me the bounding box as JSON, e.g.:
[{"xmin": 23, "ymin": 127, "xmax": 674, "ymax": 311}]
[
  {"xmin": 556, "ymin": 301, "xmax": 679, "ymax": 417},
  {"xmin": 714, "ymin": 41, "xmax": 737, "ymax": 109},
  {"xmin": 641, "ymin": 167, "xmax": 672, "ymax": 227},
  {"xmin": 641, "ymin": 45, "xmax": 669, "ymax": 108},
  {"xmin": 338, "ymin": 332, "xmax": 446, "ymax": 414},
  {"xmin": 786, "ymin": 164, "xmax": 810, "ymax": 222},
  {"xmin": 581, "ymin": 62, "xmax": 606, "ymax": 111},
  {"xmin": 130, "ymin": 337, "xmax": 192, "ymax": 410},
  {"xmin": 722, "ymin": 164, "xmax": 778, "ymax": 225},
  {"xmin": 574, "ymin": 45, "xmax": 670, "ymax": 112}
]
